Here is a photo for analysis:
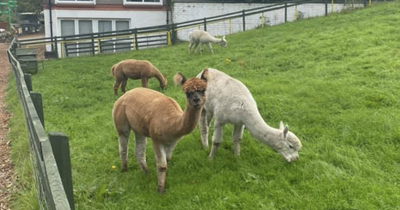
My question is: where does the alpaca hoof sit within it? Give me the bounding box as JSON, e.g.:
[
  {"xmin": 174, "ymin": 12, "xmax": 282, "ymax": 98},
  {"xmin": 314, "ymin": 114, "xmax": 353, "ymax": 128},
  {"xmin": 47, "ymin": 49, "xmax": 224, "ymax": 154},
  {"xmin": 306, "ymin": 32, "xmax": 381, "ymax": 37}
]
[
  {"xmin": 208, "ymin": 155, "xmax": 214, "ymax": 160},
  {"xmin": 158, "ymin": 187, "xmax": 166, "ymax": 194}
]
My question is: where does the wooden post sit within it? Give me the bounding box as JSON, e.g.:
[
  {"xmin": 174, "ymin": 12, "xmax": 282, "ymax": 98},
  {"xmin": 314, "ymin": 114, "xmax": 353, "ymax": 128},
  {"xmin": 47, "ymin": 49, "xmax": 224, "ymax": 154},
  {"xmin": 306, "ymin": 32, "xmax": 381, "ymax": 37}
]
[
  {"xmin": 203, "ymin": 18, "xmax": 207, "ymax": 31},
  {"xmin": 242, "ymin": 10, "xmax": 246, "ymax": 31},
  {"xmin": 24, "ymin": 74, "xmax": 32, "ymax": 92},
  {"xmin": 30, "ymin": 92, "xmax": 44, "ymax": 128},
  {"xmin": 285, "ymin": 3, "xmax": 287, "ymax": 23},
  {"xmin": 48, "ymin": 132, "xmax": 75, "ymax": 210}
]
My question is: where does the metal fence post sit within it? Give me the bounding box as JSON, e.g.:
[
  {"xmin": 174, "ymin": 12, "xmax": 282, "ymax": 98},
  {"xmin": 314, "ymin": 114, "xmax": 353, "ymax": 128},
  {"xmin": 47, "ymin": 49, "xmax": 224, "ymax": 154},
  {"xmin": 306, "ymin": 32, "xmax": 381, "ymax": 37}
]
[
  {"xmin": 285, "ymin": 3, "xmax": 287, "ymax": 23},
  {"xmin": 49, "ymin": 132, "xmax": 75, "ymax": 210},
  {"xmin": 325, "ymin": 0, "xmax": 328, "ymax": 16},
  {"xmin": 204, "ymin": 18, "xmax": 207, "ymax": 31},
  {"xmin": 134, "ymin": 30, "xmax": 139, "ymax": 50},
  {"xmin": 171, "ymin": 24, "xmax": 177, "ymax": 45},
  {"xmin": 91, "ymin": 34, "xmax": 95, "ymax": 55},
  {"xmin": 242, "ymin": 10, "xmax": 246, "ymax": 31},
  {"xmin": 24, "ymin": 74, "xmax": 32, "ymax": 92},
  {"xmin": 30, "ymin": 92, "xmax": 44, "ymax": 128}
]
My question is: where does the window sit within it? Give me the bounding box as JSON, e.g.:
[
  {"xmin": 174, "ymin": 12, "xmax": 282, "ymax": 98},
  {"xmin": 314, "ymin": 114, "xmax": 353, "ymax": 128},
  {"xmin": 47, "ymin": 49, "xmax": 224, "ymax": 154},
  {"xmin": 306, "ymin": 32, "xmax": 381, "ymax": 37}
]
[
  {"xmin": 56, "ymin": 0, "xmax": 96, "ymax": 4},
  {"xmin": 78, "ymin": 20, "xmax": 93, "ymax": 55},
  {"xmin": 98, "ymin": 21, "xmax": 113, "ymax": 53},
  {"xmin": 61, "ymin": 20, "xmax": 77, "ymax": 57},
  {"xmin": 115, "ymin": 21, "xmax": 131, "ymax": 52},
  {"xmin": 124, "ymin": 0, "xmax": 162, "ymax": 5}
]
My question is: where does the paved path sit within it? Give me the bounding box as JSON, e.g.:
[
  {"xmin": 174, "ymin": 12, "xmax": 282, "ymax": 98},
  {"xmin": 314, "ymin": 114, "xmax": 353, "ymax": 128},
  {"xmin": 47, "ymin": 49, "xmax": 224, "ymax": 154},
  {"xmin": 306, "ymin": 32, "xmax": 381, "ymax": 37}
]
[{"xmin": 0, "ymin": 43, "xmax": 14, "ymax": 210}]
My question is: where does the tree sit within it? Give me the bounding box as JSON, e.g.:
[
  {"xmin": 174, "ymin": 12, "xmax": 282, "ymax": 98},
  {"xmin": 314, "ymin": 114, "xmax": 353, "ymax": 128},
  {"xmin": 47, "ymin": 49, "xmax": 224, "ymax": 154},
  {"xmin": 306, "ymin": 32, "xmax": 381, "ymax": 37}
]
[{"xmin": 17, "ymin": 0, "xmax": 44, "ymax": 13}]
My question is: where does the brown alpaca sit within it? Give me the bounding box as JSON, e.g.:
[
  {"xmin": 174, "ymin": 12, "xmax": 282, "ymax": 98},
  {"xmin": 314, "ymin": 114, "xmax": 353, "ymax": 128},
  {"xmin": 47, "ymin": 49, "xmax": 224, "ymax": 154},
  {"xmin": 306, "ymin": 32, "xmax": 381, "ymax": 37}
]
[
  {"xmin": 111, "ymin": 59, "xmax": 167, "ymax": 95},
  {"xmin": 112, "ymin": 70, "xmax": 208, "ymax": 193}
]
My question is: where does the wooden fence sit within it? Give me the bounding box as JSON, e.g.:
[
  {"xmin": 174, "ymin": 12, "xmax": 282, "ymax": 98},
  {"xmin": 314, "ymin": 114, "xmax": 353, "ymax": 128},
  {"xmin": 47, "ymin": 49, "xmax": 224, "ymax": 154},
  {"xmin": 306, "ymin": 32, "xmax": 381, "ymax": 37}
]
[
  {"xmin": 18, "ymin": 0, "xmax": 367, "ymax": 58},
  {"xmin": 7, "ymin": 39, "xmax": 75, "ymax": 210}
]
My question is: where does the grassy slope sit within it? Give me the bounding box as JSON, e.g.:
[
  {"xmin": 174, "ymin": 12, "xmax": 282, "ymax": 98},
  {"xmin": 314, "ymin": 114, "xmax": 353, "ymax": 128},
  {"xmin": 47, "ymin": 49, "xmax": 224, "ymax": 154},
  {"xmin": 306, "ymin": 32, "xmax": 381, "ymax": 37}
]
[{"xmin": 8, "ymin": 2, "xmax": 400, "ymax": 209}]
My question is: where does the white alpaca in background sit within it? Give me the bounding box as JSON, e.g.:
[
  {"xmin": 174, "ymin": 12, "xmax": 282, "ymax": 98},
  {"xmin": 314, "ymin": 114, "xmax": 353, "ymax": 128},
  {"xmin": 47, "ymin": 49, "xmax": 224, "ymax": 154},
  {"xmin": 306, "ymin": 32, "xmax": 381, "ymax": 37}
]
[
  {"xmin": 196, "ymin": 68, "xmax": 302, "ymax": 162},
  {"xmin": 188, "ymin": 30, "xmax": 227, "ymax": 54}
]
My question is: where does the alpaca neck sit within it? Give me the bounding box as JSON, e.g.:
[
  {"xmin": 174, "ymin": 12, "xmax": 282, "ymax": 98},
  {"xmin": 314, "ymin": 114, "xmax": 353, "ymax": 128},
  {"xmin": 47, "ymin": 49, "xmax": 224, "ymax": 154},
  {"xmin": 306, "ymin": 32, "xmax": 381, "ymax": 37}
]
[
  {"xmin": 153, "ymin": 69, "xmax": 165, "ymax": 86},
  {"xmin": 244, "ymin": 112, "xmax": 281, "ymax": 149},
  {"xmin": 175, "ymin": 101, "xmax": 202, "ymax": 137},
  {"xmin": 210, "ymin": 36, "xmax": 222, "ymax": 44}
]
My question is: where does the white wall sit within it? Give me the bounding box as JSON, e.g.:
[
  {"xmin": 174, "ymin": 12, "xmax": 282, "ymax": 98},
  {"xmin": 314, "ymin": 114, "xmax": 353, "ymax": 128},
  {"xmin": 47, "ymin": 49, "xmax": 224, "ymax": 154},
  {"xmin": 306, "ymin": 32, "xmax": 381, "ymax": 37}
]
[
  {"xmin": 43, "ymin": 9, "xmax": 166, "ymax": 54},
  {"xmin": 173, "ymin": 3, "xmax": 362, "ymax": 41}
]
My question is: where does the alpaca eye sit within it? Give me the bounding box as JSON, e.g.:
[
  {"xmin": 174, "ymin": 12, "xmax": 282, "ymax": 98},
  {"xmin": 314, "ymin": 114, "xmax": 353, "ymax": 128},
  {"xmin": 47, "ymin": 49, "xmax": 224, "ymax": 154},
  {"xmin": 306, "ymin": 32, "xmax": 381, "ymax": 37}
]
[{"xmin": 289, "ymin": 144, "xmax": 294, "ymax": 149}]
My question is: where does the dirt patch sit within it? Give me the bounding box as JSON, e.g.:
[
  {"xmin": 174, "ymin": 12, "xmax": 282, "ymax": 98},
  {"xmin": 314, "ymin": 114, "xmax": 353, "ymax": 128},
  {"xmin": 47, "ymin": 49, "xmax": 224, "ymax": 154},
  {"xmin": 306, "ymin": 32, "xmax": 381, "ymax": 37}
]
[{"xmin": 0, "ymin": 43, "xmax": 14, "ymax": 210}]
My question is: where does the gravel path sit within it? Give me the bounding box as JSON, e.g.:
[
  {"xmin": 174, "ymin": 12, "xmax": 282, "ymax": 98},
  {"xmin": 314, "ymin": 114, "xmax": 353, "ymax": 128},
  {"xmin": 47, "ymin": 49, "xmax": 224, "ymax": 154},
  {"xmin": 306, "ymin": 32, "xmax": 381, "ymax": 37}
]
[{"xmin": 0, "ymin": 43, "xmax": 14, "ymax": 210}]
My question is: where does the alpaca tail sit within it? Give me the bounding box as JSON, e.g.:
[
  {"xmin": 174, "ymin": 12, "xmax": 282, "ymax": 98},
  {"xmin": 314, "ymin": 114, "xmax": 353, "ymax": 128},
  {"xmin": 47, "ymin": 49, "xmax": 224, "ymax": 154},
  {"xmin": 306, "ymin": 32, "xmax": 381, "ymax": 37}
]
[
  {"xmin": 111, "ymin": 64, "xmax": 117, "ymax": 77},
  {"xmin": 173, "ymin": 72, "xmax": 186, "ymax": 86}
]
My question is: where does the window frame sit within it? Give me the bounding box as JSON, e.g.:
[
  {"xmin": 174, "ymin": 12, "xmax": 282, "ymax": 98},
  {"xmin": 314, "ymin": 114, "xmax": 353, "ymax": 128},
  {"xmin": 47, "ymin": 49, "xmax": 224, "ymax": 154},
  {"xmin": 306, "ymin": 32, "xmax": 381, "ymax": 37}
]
[
  {"xmin": 55, "ymin": 0, "xmax": 96, "ymax": 5},
  {"xmin": 123, "ymin": 0, "xmax": 163, "ymax": 6}
]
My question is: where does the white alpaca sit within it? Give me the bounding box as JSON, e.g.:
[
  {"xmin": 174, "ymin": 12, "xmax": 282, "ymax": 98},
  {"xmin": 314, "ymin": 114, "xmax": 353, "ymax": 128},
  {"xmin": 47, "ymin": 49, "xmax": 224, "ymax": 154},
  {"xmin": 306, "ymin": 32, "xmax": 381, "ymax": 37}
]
[
  {"xmin": 196, "ymin": 68, "xmax": 302, "ymax": 162},
  {"xmin": 188, "ymin": 30, "xmax": 227, "ymax": 54}
]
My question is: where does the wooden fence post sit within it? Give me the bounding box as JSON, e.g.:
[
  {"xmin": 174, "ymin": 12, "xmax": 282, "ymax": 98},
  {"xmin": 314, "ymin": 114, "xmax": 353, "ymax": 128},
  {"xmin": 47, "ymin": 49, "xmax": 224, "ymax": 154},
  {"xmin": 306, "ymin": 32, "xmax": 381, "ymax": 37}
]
[
  {"xmin": 48, "ymin": 132, "xmax": 75, "ymax": 210},
  {"xmin": 242, "ymin": 10, "xmax": 246, "ymax": 31},
  {"xmin": 285, "ymin": 3, "xmax": 287, "ymax": 23},
  {"xmin": 203, "ymin": 18, "xmax": 207, "ymax": 31},
  {"xmin": 30, "ymin": 92, "xmax": 44, "ymax": 128},
  {"xmin": 24, "ymin": 74, "xmax": 32, "ymax": 92}
]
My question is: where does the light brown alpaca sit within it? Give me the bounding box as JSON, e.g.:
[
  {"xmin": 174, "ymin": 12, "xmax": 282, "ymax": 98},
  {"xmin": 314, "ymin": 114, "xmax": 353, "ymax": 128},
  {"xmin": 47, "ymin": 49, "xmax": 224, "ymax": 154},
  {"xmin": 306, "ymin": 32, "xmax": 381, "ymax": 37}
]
[
  {"xmin": 111, "ymin": 59, "xmax": 167, "ymax": 95},
  {"xmin": 112, "ymin": 70, "xmax": 208, "ymax": 193}
]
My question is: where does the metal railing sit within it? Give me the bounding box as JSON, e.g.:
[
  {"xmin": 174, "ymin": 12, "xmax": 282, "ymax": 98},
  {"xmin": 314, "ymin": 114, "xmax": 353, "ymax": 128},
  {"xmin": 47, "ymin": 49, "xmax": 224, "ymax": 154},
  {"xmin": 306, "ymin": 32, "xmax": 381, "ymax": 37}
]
[
  {"xmin": 7, "ymin": 38, "xmax": 75, "ymax": 210},
  {"xmin": 18, "ymin": 0, "xmax": 367, "ymax": 58}
]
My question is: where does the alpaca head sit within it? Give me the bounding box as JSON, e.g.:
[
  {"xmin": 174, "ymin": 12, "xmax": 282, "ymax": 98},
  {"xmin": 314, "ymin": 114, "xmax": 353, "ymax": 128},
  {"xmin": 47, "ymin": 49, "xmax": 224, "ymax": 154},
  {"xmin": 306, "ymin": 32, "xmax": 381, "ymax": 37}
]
[
  {"xmin": 220, "ymin": 36, "xmax": 227, "ymax": 48},
  {"xmin": 274, "ymin": 121, "xmax": 302, "ymax": 163},
  {"xmin": 160, "ymin": 75, "xmax": 167, "ymax": 90},
  {"xmin": 174, "ymin": 70, "xmax": 208, "ymax": 109}
]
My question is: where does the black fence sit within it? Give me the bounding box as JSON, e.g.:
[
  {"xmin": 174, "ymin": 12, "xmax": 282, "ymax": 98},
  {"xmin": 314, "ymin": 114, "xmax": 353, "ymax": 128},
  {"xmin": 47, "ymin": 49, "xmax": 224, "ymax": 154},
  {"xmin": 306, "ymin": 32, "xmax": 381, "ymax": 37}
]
[
  {"xmin": 7, "ymin": 39, "xmax": 75, "ymax": 210},
  {"xmin": 18, "ymin": 0, "xmax": 368, "ymax": 58}
]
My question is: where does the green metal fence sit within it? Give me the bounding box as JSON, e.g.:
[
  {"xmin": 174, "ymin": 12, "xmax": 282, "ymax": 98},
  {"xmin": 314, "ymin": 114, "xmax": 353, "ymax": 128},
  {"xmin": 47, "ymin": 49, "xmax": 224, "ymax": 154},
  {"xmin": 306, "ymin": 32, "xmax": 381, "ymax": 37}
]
[
  {"xmin": 7, "ymin": 38, "xmax": 75, "ymax": 210},
  {"xmin": 18, "ymin": 0, "xmax": 368, "ymax": 58}
]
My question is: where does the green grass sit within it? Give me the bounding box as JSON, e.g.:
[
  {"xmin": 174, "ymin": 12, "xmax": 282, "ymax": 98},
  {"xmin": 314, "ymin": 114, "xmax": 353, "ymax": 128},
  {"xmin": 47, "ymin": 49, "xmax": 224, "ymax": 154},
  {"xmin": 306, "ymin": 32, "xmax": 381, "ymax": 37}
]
[{"xmin": 7, "ymin": 2, "xmax": 400, "ymax": 209}]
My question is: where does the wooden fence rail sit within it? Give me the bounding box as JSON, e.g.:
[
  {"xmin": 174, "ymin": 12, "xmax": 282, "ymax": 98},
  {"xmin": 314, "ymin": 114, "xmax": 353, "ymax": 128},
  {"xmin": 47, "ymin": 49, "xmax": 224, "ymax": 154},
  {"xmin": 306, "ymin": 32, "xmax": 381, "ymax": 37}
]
[{"xmin": 7, "ymin": 38, "xmax": 75, "ymax": 210}]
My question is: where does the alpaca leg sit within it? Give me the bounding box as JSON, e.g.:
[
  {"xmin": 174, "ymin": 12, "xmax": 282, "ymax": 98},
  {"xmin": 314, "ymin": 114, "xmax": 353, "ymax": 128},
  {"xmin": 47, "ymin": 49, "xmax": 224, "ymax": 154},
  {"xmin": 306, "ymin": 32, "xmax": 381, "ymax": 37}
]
[
  {"xmin": 194, "ymin": 43, "xmax": 199, "ymax": 54},
  {"xmin": 134, "ymin": 132, "xmax": 148, "ymax": 173},
  {"xmin": 200, "ymin": 44, "xmax": 204, "ymax": 54},
  {"xmin": 113, "ymin": 80, "xmax": 122, "ymax": 95},
  {"xmin": 188, "ymin": 42, "xmax": 193, "ymax": 54},
  {"xmin": 233, "ymin": 124, "xmax": 245, "ymax": 157},
  {"xmin": 141, "ymin": 77, "xmax": 148, "ymax": 88},
  {"xmin": 153, "ymin": 142, "xmax": 168, "ymax": 193},
  {"xmin": 206, "ymin": 111, "xmax": 214, "ymax": 126},
  {"xmin": 165, "ymin": 141, "xmax": 178, "ymax": 163},
  {"xmin": 118, "ymin": 127, "xmax": 130, "ymax": 172},
  {"xmin": 121, "ymin": 79, "xmax": 128, "ymax": 93},
  {"xmin": 199, "ymin": 110, "xmax": 209, "ymax": 147},
  {"xmin": 206, "ymin": 43, "xmax": 214, "ymax": 54},
  {"xmin": 209, "ymin": 120, "xmax": 224, "ymax": 159}
]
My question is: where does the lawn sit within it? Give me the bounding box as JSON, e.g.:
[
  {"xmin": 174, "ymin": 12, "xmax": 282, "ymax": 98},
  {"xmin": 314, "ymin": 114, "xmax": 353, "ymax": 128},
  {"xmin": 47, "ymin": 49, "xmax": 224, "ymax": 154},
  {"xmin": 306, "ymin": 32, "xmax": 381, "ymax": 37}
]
[{"xmin": 7, "ymin": 2, "xmax": 400, "ymax": 209}]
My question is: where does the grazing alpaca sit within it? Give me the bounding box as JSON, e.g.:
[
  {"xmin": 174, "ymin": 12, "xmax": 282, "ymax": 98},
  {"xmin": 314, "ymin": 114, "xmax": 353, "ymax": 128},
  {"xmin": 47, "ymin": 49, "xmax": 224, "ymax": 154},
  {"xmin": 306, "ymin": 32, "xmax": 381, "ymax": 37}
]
[
  {"xmin": 188, "ymin": 30, "xmax": 227, "ymax": 54},
  {"xmin": 112, "ymin": 70, "xmax": 208, "ymax": 193},
  {"xmin": 196, "ymin": 68, "xmax": 302, "ymax": 162},
  {"xmin": 111, "ymin": 59, "xmax": 167, "ymax": 95}
]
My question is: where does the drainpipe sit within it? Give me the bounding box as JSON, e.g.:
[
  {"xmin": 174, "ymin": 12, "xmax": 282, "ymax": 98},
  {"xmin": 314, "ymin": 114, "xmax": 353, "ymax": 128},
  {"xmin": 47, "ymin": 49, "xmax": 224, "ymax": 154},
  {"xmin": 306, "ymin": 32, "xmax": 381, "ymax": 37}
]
[{"xmin": 48, "ymin": 0, "xmax": 54, "ymax": 51}]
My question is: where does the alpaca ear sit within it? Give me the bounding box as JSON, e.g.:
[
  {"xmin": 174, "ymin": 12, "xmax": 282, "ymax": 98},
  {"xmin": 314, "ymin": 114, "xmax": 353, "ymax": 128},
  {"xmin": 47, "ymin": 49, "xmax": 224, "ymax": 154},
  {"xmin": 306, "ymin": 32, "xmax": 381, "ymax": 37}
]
[
  {"xmin": 284, "ymin": 125, "xmax": 289, "ymax": 138},
  {"xmin": 173, "ymin": 72, "xmax": 186, "ymax": 86},
  {"xmin": 279, "ymin": 121, "xmax": 284, "ymax": 130},
  {"xmin": 222, "ymin": 36, "xmax": 226, "ymax": 41},
  {"xmin": 201, "ymin": 68, "xmax": 209, "ymax": 81}
]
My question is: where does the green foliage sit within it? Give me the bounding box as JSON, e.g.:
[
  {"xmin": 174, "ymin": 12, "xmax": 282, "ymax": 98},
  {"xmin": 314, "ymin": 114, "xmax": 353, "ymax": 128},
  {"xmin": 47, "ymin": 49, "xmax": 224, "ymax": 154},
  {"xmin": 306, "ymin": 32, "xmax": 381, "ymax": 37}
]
[
  {"xmin": 7, "ymin": 2, "xmax": 400, "ymax": 209},
  {"xmin": 17, "ymin": 0, "xmax": 43, "ymax": 13}
]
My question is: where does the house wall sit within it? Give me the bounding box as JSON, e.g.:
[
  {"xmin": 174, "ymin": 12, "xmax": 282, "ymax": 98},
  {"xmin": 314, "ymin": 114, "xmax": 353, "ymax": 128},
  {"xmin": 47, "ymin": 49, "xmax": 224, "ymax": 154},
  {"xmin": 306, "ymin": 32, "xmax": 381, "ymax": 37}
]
[{"xmin": 172, "ymin": 3, "xmax": 361, "ymax": 41}]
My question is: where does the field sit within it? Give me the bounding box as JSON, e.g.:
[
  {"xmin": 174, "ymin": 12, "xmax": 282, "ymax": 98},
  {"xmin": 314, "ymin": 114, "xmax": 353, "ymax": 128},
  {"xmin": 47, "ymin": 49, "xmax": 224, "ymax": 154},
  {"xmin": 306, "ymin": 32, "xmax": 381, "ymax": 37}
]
[{"xmin": 7, "ymin": 2, "xmax": 400, "ymax": 209}]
